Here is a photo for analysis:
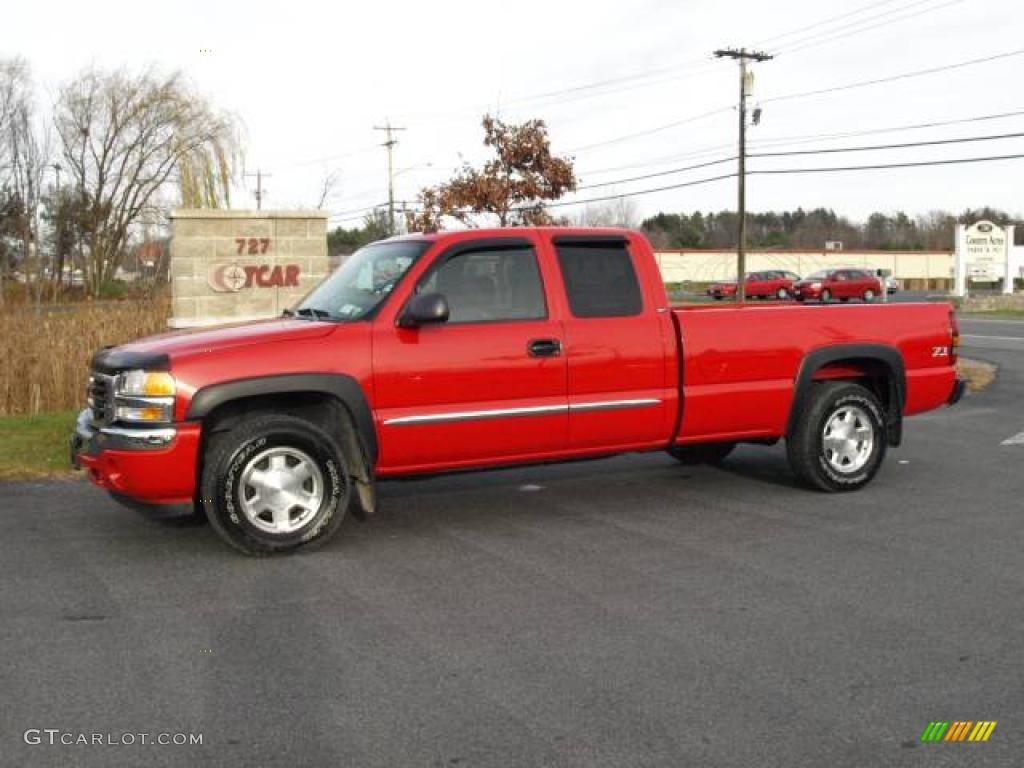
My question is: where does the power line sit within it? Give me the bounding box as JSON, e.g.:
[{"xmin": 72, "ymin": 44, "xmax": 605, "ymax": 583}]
[
  {"xmin": 579, "ymin": 107, "xmax": 1024, "ymax": 178},
  {"xmin": 537, "ymin": 153, "xmax": 1024, "ymax": 213},
  {"xmin": 747, "ymin": 107, "xmax": 1024, "ymax": 148},
  {"xmin": 750, "ymin": 152, "xmax": 1024, "ymax": 175},
  {"xmin": 754, "ymin": 0, "xmax": 904, "ymax": 47},
  {"xmin": 568, "ymin": 105, "xmax": 734, "ymax": 154},
  {"xmin": 288, "ymin": 143, "xmax": 381, "ymax": 168},
  {"xmin": 521, "ymin": 173, "xmax": 738, "ymax": 211},
  {"xmin": 774, "ymin": 0, "xmax": 965, "ymax": 56},
  {"xmin": 577, "ymin": 142, "xmax": 738, "ymax": 177},
  {"xmin": 578, "ymin": 155, "xmax": 737, "ymax": 190},
  {"xmin": 501, "ymin": 56, "xmax": 718, "ymax": 107},
  {"xmin": 750, "ymin": 130, "xmax": 1024, "ymax": 158},
  {"xmin": 763, "ymin": 48, "xmax": 1024, "ymax": 104},
  {"xmin": 576, "ymin": 129, "xmax": 1024, "ymax": 193},
  {"xmin": 768, "ymin": 0, "xmax": 960, "ymax": 55}
]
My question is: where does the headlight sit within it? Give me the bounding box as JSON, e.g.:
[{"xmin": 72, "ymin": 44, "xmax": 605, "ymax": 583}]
[
  {"xmin": 114, "ymin": 370, "xmax": 175, "ymax": 424},
  {"xmin": 118, "ymin": 370, "xmax": 176, "ymax": 397},
  {"xmin": 811, "ymin": 282, "xmax": 822, "ymax": 289}
]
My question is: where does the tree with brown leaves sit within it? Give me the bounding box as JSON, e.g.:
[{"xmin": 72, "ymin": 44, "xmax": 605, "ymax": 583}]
[{"xmin": 408, "ymin": 115, "xmax": 575, "ymax": 232}]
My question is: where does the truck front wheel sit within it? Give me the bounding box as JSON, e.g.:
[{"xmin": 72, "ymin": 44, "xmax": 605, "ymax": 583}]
[
  {"xmin": 667, "ymin": 442, "xmax": 735, "ymax": 465},
  {"xmin": 200, "ymin": 414, "xmax": 350, "ymax": 555},
  {"xmin": 787, "ymin": 381, "xmax": 887, "ymax": 492}
]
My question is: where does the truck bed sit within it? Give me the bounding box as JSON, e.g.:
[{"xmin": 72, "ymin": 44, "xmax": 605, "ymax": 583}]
[{"xmin": 671, "ymin": 301, "xmax": 957, "ymax": 444}]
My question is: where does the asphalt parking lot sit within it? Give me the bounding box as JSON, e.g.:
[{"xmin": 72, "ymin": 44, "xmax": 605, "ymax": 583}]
[{"xmin": 1, "ymin": 317, "xmax": 1021, "ymax": 767}]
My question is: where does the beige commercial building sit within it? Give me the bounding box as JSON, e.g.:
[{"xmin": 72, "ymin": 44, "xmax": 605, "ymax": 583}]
[
  {"xmin": 654, "ymin": 249, "xmax": 956, "ymax": 290},
  {"xmin": 169, "ymin": 210, "xmax": 330, "ymax": 328}
]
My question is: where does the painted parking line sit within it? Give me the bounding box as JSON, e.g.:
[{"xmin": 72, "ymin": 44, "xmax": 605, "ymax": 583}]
[
  {"xmin": 961, "ymin": 317, "xmax": 1024, "ymax": 324},
  {"xmin": 962, "ymin": 334, "xmax": 1024, "ymax": 342},
  {"xmin": 1002, "ymin": 431, "xmax": 1024, "ymax": 446}
]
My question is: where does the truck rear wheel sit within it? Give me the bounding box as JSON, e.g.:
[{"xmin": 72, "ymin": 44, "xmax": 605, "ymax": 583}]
[
  {"xmin": 787, "ymin": 381, "xmax": 887, "ymax": 492},
  {"xmin": 667, "ymin": 442, "xmax": 735, "ymax": 465},
  {"xmin": 200, "ymin": 414, "xmax": 350, "ymax": 555}
]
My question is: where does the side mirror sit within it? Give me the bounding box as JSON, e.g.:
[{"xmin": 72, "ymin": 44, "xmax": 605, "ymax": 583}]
[{"xmin": 399, "ymin": 292, "xmax": 449, "ymax": 329}]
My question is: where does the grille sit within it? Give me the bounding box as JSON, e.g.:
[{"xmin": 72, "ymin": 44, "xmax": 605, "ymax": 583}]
[{"xmin": 87, "ymin": 373, "xmax": 115, "ymax": 425}]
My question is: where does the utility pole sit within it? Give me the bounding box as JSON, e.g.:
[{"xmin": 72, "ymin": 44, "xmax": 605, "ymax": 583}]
[
  {"xmin": 374, "ymin": 120, "xmax": 406, "ymax": 235},
  {"xmin": 245, "ymin": 169, "xmax": 271, "ymax": 210},
  {"xmin": 713, "ymin": 47, "xmax": 772, "ymax": 303}
]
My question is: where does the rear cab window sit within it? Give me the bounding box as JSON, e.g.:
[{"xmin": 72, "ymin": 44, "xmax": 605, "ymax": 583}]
[{"xmin": 554, "ymin": 239, "xmax": 643, "ymax": 318}]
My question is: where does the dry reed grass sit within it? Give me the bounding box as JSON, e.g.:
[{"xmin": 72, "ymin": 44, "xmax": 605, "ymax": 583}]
[{"xmin": 0, "ymin": 297, "xmax": 171, "ymax": 415}]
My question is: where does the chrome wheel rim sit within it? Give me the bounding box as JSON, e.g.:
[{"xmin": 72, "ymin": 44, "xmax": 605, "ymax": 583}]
[
  {"xmin": 238, "ymin": 446, "xmax": 324, "ymax": 534},
  {"xmin": 822, "ymin": 405, "xmax": 874, "ymax": 474},
  {"xmin": 864, "ymin": 290, "xmax": 874, "ymax": 301},
  {"xmin": 778, "ymin": 288, "xmax": 787, "ymax": 299}
]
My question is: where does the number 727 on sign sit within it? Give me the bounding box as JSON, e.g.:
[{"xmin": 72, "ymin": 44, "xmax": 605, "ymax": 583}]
[{"xmin": 235, "ymin": 237, "xmax": 270, "ymax": 255}]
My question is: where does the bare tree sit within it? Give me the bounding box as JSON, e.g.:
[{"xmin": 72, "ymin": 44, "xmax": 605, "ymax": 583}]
[
  {"xmin": 313, "ymin": 168, "xmax": 341, "ymax": 209},
  {"xmin": 0, "ymin": 59, "xmax": 51, "ymax": 308},
  {"xmin": 54, "ymin": 68, "xmax": 241, "ymax": 294},
  {"xmin": 575, "ymin": 196, "xmax": 639, "ymax": 229}
]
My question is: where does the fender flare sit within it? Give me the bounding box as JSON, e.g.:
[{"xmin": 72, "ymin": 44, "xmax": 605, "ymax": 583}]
[
  {"xmin": 186, "ymin": 373, "xmax": 378, "ymax": 464},
  {"xmin": 788, "ymin": 343, "xmax": 906, "ymax": 446}
]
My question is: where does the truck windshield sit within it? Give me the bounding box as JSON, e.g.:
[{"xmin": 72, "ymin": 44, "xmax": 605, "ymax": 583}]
[{"xmin": 294, "ymin": 240, "xmax": 430, "ymax": 321}]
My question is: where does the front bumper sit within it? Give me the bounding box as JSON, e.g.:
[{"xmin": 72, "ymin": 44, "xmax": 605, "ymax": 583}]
[
  {"xmin": 71, "ymin": 409, "xmax": 201, "ymax": 504},
  {"xmin": 792, "ymin": 286, "xmax": 822, "ymax": 300}
]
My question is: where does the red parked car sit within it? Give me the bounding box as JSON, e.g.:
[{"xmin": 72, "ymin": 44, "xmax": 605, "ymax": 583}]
[
  {"xmin": 708, "ymin": 270, "xmax": 801, "ymax": 300},
  {"xmin": 71, "ymin": 228, "xmax": 963, "ymax": 555},
  {"xmin": 792, "ymin": 268, "xmax": 884, "ymax": 303}
]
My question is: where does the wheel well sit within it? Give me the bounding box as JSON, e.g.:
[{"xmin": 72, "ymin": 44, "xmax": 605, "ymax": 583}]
[
  {"xmin": 811, "ymin": 358, "xmax": 893, "ymax": 412},
  {"xmin": 803, "ymin": 354, "xmax": 904, "ymax": 446},
  {"xmin": 197, "ymin": 391, "xmax": 376, "ymax": 518}
]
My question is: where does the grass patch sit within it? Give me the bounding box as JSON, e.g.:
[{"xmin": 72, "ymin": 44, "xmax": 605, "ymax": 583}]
[
  {"xmin": 0, "ymin": 410, "xmax": 78, "ymax": 480},
  {"xmin": 958, "ymin": 358, "xmax": 997, "ymax": 393}
]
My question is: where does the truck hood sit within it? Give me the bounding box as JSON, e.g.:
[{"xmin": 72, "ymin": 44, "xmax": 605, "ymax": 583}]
[{"xmin": 92, "ymin": 318, "xmax": 336, "ymax": 373}]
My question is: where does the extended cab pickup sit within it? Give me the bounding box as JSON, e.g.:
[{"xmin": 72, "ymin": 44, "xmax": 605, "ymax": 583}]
[{"xmin": 71, "ymin": 228, "xmax": 965, "ymax": 554}]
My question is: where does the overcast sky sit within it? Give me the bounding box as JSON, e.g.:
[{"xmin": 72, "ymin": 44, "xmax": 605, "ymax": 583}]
[{"xmin": 6, "ymin": 0, "xmax": 1024, "ymax": 227}]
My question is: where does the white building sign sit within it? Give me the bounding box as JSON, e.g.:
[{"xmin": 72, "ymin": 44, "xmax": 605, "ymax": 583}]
[
  {"xmin": 964, "ymin": 221, "xmax": 1005, "ymax": 280},
  {"xmin": 954, "ymin": 220, "xmax": 1015, "ymax": 296}
]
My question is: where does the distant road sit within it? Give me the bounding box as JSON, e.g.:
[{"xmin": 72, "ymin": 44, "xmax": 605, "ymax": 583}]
[{"xmin": 960, "ymin": 315, "xmax": 1024, "ymax": 350}]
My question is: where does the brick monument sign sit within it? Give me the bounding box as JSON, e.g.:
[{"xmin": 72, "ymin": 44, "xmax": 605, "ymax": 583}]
[{"xmin": 169, "ymin": 209, "xmax": 329, "ymax": 328}]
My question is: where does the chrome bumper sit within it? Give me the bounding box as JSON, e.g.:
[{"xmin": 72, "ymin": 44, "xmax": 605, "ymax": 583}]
[{"xmin": 70, "ymin": 408, "xmax": 176, "ymax": 467}]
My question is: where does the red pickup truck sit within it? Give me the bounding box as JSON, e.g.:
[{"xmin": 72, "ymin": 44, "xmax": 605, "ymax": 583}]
[{"xmin": 72, "ymin": 228, "xmax": 964, "ymax": 555}]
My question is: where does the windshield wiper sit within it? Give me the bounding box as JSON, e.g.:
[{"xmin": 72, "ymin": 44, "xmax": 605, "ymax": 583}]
[
  {"xmin": 281, "ymin": 308, "xmax": 295, "ymax": 317},
  {"xmin": 295, "ymin": 307, "xmax": 331, "ymax": 320}
]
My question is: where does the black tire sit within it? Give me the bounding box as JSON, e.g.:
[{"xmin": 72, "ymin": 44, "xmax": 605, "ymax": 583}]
[
  {"xmin": 786, "ymin": 381, "xmax": 887, "ymax": 492},
  {"xmin": 821, "ymin": 289, "xmax": 832, "ymax": 303},
  {"xmin": 667, "ymin": 442, "xmax": 735, "ymax": 465},
  {"xmin": 200, "ymin": 414, "xmax": 350, "ymax": 555}
]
